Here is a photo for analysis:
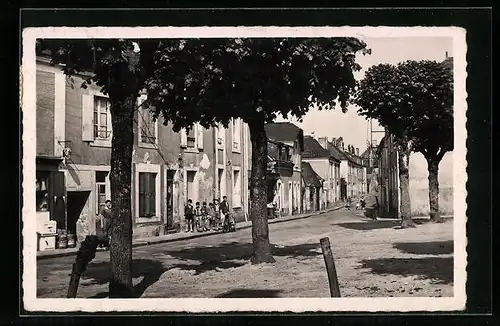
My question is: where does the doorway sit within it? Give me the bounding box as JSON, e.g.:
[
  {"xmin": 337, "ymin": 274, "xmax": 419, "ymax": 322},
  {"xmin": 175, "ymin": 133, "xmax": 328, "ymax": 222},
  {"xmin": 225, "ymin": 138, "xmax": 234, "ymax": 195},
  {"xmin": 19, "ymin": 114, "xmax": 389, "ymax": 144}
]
[
  {"xmin": 66, "ymin": 191, "xmax": 90, "ymax": 239},
  {"xmin": 166, "ymin": 170, "xmax": 174, "ymax": 229},
  {"xmin": 186, "ymin": 171, "xmax": 197, "ymax": 203},
  {"xmin": 217, "ymin": 168, "xmax": 225, "ymax": 200}
]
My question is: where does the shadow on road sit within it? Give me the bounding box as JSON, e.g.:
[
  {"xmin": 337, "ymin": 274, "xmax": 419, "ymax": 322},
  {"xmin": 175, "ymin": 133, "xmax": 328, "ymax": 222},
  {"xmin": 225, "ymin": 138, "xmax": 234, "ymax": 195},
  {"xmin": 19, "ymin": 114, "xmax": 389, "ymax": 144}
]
[
  {"xmin": 166, "ymin": 242, "xmax": 322, "ymax": 274},
  {"xmin": 393, "ymin": 240, "xmax": 454, "ymax": 255},
  {"xmin": 216, "ymin": 289, "xmax": 283, "ymax": 298},
  {"xmin": 336, "ymin": 220, "xmax": 400, "ymax": 231},
  {"xmin": 358, "ymin": 257, "xmax": 453, "ymax": 284},
  {"xmin": 81, "ymin": 259, "xmax": 166, "ymax": 298}
]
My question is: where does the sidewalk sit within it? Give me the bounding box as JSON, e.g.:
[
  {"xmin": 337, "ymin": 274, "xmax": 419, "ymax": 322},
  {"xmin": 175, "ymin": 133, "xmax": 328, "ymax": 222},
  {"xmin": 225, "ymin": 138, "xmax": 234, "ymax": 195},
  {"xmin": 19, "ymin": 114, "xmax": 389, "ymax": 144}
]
[{"xmin": 36, "ymin": 205, "xmax": 344, "ymax": 260}]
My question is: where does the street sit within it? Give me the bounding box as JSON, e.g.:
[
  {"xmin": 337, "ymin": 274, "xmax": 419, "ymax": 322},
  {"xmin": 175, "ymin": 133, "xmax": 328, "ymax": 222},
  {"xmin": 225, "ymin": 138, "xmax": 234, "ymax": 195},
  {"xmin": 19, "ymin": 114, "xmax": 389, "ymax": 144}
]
[{"xmin": 37, "ymin": 208, "xmax": 454, "ymax": 298}]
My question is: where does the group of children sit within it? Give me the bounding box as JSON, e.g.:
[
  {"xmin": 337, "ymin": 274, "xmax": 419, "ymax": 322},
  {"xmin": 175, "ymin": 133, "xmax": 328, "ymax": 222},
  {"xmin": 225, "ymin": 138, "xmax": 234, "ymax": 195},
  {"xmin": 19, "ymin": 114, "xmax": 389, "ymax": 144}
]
[{"xmin": 184, "ymin": 196, "xmax": 235, "ymax": 233}]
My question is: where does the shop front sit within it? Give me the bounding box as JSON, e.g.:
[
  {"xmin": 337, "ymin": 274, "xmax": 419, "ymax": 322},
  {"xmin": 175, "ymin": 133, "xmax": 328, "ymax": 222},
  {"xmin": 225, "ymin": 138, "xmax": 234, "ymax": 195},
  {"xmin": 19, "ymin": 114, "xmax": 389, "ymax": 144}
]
[{"xmin": 36, "ymin": 156, "xmax": 67, "ymax": 251}]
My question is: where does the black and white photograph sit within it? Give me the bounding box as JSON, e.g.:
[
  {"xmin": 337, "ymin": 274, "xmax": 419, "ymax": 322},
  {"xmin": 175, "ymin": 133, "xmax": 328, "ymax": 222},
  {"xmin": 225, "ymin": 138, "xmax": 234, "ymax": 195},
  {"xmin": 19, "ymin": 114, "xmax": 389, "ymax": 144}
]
[{"xmin": 22, "ymin": 25, "xmax": 467, "ymax": 312}]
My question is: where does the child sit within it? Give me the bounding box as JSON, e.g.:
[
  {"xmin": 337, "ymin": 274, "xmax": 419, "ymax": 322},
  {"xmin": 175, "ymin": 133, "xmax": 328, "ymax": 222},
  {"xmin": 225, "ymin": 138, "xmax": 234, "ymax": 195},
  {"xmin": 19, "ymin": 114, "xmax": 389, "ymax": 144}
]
[
  {"xmin": 194, "ymin": 202, "xmax": 203, "ymax": 232},
  {"xmin": 201, "ymin": 201, "xmax": 210, "ymax": 231},
  {"xmin": 207, "ymin": 202, "xmax": 216, "ymax": 230},
  {"xmin": 184, "ymin": 199, "xmax": 194, "ymax": 232},
  {"xmin": 213, "ymin": 198, "xmax": 222, "ymax": 231}
]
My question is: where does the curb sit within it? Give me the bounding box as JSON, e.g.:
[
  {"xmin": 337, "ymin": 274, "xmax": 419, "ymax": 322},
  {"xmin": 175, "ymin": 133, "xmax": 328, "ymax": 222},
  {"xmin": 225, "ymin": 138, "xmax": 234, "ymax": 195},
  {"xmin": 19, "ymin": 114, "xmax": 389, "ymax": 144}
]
[{"xmin": 37, "ymin": 205, "xmax": 344, "ymax": 260}]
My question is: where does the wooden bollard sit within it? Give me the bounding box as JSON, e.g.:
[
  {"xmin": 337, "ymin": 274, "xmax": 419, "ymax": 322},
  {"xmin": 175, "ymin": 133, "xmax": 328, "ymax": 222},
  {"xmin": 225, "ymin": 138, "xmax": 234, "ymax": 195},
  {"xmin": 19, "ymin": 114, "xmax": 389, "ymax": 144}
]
[
  {"xmin": 67, "ymin": 235, "xmax": 104, "ymax": 298},
  {"xmin": 320, "ymin": 237, "xmax": 341, "ymax": 297}
]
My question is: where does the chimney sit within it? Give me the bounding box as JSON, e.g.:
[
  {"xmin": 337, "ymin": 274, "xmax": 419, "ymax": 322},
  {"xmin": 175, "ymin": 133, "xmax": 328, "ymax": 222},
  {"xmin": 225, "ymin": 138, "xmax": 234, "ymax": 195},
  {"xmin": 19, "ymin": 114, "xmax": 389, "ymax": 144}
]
[
  {"xmin": 311, "ymin": 131, "xmax": 316, "ymax": 139},
  {"xmin": 318, "ymin": 137, "xmax": 328, "ymax": 149},
  {"xmin": 445, "ymin": 51, "xmax": 448, "ymax": 59},
  {"xmin": 356, "ymin": 148, "xmax": 359, "ymax": 156}
]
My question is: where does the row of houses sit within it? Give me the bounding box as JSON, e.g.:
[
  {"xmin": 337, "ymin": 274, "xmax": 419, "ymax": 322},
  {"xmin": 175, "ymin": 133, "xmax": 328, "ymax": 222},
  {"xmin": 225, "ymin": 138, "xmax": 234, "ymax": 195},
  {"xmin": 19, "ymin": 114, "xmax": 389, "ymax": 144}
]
[{"xmin": 35, "ymin": 56, "xmax": 369, "ymax": 249}]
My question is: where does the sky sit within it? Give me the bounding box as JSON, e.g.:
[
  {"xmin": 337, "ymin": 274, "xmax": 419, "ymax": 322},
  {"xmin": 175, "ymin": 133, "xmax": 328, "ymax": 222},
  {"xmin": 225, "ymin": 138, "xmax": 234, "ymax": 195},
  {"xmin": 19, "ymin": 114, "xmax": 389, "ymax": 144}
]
[{"xmin": 275, "ymin": 37, "xmax": 454, "ymax": 153}]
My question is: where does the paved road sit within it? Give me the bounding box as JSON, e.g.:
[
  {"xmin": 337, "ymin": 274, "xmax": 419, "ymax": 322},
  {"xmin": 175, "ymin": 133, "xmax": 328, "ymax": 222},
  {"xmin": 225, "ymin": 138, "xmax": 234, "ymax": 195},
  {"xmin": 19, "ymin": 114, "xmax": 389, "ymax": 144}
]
[{"xmin": 37, "ymin": 208, "xmax": 366, "ymax": 298}]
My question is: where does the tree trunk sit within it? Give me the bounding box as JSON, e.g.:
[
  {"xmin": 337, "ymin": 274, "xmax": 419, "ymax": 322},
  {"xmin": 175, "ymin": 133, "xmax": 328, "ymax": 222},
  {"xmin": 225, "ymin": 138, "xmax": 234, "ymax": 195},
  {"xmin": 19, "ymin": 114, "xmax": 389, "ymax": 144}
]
[
  {"xmin": 248, "ymin": 122, "xmax": 275, "ymax": 264},
  {"xmin": 427, "ymin": 157, "xmax": 443, "ymax": 223},
  {"xmin": 398, "ymin": 148, "xmax": 416, "ymax": 228},
  {"xmin": 108, "ymin": 94, "xmax": 136, "ymax": 298}
]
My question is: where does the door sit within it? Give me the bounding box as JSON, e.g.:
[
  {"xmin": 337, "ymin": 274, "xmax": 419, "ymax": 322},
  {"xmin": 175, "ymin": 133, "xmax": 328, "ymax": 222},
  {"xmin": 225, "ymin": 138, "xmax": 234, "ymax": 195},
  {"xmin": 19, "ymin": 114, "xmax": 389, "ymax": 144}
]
[
  {"xmin": 186, "ymin": 171, "xmax": 197, "ymax": 203},
  {"xmin": 50, "ymin": 171, "xmax": 66, "ymax": 230},
  {"xmin": 166, "ymin": 170, "xmax": 174, "ymax": 229},
  {"xmin": 315, "ymin": 188, "xmax": 320, "ymax": 211}
]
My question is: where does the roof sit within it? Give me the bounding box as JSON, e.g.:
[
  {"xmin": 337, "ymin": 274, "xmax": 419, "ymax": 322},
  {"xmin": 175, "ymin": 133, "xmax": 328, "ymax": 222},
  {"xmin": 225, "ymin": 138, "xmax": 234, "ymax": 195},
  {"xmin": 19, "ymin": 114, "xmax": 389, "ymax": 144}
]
[
  {"xmin": 442, "ymin": 56, "xmax": 453, "ymax": 70},
  {"xmin": 326, "ymin": 142, "xmax": 347, "ymax": 162},
  {"xmin": 265, "ymin": 122, "xmax": 304, "ymax": 151},
  {"xmin": 302, "ymin": 136, "xmax": 330, "ymax": 159},
  {"xmin": 301, "ymin": 162, "xmax": 324, "ymax": 188},
  {"xmin": 360, "ymin": 147, "xmax": 371, "ymax": 159}
]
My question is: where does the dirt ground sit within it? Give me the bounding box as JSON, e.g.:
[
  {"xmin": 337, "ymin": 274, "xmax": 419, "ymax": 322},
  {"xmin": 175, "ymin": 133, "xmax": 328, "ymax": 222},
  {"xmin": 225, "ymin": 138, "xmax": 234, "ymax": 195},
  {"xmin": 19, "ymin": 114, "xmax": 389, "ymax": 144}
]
[
  {"xmin": 141, "ymin": 217, "xmax": 453, "ymax": 298},
  {"xmin": 37, "ymin": 209, "xmax": 454, "ymax": 298}
]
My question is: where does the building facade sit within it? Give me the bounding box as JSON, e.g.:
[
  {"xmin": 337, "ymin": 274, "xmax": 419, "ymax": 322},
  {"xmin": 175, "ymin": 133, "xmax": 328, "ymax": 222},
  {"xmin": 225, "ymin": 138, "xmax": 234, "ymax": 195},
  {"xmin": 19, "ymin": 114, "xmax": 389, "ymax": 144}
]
[
  {"xmin": 35, "ymin": 57, "xmax": 251, "ymax": 249},
  {"xmin": 211, "ymin": 119, "xmax": 250, "ymax": 223},
  {"xmin": 301, "ymin": 162, "xmax": 324, "ymax": 212},
  {"xmin": 330, "ymin": 137, "xmax": 368, "ymax": 200},
  {"xmin": 262, "ymin": 122, "xmax": 304, "ymax": 216},
  {"xmin": 302, "ymin": 135, "xmax": 340, "ymax": 209}
]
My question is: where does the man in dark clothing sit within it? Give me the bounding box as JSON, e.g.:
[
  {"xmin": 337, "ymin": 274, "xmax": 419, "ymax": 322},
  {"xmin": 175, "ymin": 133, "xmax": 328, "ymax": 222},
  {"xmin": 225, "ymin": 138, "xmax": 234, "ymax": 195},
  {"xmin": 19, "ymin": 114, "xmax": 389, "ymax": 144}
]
[
  {"xmin": 185, "ymin": 199, "xmax": 195, "ymax": 232},
  {"xmin": 220, "ymin": 196, "xmax": 235, "ymax": 232},
  {"xmin": 99, "ymin": 199, "xmax": 112, "ymax": 248}
]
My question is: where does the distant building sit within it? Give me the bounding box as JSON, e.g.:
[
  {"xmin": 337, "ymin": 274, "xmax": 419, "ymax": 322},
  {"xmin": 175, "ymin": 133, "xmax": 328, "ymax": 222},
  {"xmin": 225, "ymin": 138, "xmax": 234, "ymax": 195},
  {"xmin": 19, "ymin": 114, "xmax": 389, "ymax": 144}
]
[
  {"xmin": 302, "ymin": 135, "xmax": 340, "ymax": 209},
  {"xmin": 301, "ymin": 162, "xmax": 324, "ymax": 212},
  {"xmin": 262, "ymin": 122, "xmax": 304, "ymax": 216},
  {"xmin": 330, "ymin": 137, "xmax": 368, "ymax": 200}
]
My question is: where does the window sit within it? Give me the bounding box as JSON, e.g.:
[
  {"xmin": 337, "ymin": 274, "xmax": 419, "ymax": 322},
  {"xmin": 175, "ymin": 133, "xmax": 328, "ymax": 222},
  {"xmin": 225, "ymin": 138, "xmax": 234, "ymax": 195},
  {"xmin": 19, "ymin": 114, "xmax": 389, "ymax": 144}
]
[
  {"xmin": 93, "ymin": 96, "xmax": 112, "ymax": 140},
  {"xmin": 232, "ymin": 169, "xmax": 241, "ymax": 207},
  {"xmin": 217, "ymin": 123, "xmax": 225, "ymax": 147},
  {"xmin": 36, "ymin": 171, "xmax": 49, "ymax": 212},
  {"xmin": 232, "ymin": 118, "xmax": 241, "ymax": 152},
  {"xmin": 187, "ymin": 127, "xmax": 196, "ymax": 148},
  {"xmin": 95, "ymin": 171, "xmax": 109, "ymax": 215},
  {"xmin": 139, "ymin": 172, "xmax": 157, "ymax": 218},
  {"xmin": 139, "ymin": 103, "xmax": 157, "ymax": 144}
]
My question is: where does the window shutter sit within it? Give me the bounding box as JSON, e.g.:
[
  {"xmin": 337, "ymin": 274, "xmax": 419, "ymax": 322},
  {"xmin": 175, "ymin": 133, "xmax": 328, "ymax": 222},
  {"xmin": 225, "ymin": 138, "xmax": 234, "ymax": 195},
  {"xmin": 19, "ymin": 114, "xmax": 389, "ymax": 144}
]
[
  {"xmin": 82, "ymin": 94, "xmax": 94, "ymax": 141},
  {"xmin": 149, "ymin": 174, "xmax": 156, "ymax": 216},
  {"xmin": 196, "ymin": 123, "xmax": 204, "ymax": 150},
  {"xmin": 180, "ymin": 128, "xmax": 187, "ymax": 148},
  {"xmin": 139, "ymin": 173, "xmax": 146, "ymax": 217}
]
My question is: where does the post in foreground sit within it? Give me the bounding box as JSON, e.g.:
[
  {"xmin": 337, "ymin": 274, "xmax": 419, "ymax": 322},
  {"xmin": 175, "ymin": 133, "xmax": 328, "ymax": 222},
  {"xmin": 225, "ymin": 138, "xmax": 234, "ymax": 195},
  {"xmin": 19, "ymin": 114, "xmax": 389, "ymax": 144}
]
[
  {"xmin": 67, "ymin": 235, "xmax": 107, "ymax": 298},
  {"xmin": 320, "ymin": 237, "xmax": 341, "ymax": 297}
]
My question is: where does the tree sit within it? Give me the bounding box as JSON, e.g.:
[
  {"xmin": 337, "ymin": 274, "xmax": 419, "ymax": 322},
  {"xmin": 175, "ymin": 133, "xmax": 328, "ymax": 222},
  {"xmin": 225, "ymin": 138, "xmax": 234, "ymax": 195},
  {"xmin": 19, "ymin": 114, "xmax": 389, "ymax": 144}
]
[
  {"xmin": 355, "ymin": 60, "xmax": 453, "ymax": 226},
  {"xmin": 145, "ymin": 38, "xmax": 369, "ymax": 263},
  {"xmin": 400, "ymin": 60, "xmax": 454, "ymax": 222},
  {"xmin": 36, "ymin": 39, "xmax": 160, "ymax": 297}
]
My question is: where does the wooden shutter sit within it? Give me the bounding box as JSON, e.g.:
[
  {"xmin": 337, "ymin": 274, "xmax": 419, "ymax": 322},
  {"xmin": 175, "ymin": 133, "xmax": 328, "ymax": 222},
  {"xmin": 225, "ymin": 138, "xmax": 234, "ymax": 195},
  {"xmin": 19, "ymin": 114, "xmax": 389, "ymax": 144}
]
[
  {"xmin": 180, "ymin": 128, "xmax": 187, "ymax": 148},
  {"xmin": 149, "ymin": 173, "xmax": 156, "ymax": 216},
  {"xmin": 139, "ymin": 172, "xmax": 146, "ymax": 217},
  {"xmin": 81, "ymin": 94, "xmax": 94, "ymax": 141},
  {"xmin": 196, "ymin": 123, "xmax": 204, "ymax": 150},
  {"xmin": 51, "ymin": 171, "xmax": 66, "ymax": 230}
]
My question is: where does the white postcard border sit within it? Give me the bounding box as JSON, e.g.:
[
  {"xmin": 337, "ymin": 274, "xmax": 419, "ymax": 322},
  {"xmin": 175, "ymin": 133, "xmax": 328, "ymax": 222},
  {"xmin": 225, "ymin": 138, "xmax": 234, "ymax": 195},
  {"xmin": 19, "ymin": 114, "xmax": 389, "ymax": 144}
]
[{"xmin": 21, "ymin": 26, "xmax": 467, "ymax": 312}]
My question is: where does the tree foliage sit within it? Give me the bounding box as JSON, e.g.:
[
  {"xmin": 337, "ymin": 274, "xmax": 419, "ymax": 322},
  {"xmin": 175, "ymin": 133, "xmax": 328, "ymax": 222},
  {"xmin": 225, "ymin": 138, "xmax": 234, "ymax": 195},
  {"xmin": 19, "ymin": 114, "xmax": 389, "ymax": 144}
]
[
  {"xmin": 145, "ymin": 38, "xmax": 370, "ymax": 130},
  {"xmin": 355, "ymin": 59, "xmax": 454, "ymax": 223},
  {"xmin": 355, "ymin": 60, "xmax": 453, "ymax": 155},
  {"xmin": 144, "ymin": 37, "xmax": 369, "ymax": 262}
]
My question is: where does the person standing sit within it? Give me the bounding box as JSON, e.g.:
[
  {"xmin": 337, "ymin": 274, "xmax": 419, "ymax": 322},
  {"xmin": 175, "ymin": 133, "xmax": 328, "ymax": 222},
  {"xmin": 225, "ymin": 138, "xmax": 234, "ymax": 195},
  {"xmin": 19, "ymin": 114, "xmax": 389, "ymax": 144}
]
[
  {"xmin": 185, "ymin": 199, "xmax": 195, "ymax": 232},
  {"xmin": 98, "ymin": 199, "xmax": 112, "ymax": 248},
  {"xmin": 213, "ymin": 198, "xmax": 222, "ymax": 230},
  {"xmin": 220, "ymin": 196, "xmax": 234, "ymax": 232}
]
